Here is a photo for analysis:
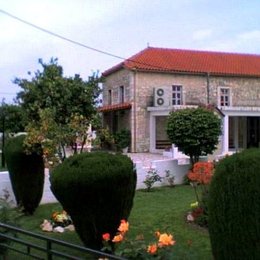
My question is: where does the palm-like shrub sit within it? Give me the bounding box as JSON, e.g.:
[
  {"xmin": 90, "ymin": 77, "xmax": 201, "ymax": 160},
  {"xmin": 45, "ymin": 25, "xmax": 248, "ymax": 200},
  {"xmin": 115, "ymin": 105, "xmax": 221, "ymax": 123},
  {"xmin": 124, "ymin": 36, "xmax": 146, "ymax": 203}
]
[
  {"xmin": 50, "ymin": 151, "xmax": 136, "ymax": 250},
  {"xmin": 4, "ymin": 135, "xmax": 44, "ymax": 215},
  {"xmin": 208, "ymin": 149, "xmax": 260, "ymax": 259}
]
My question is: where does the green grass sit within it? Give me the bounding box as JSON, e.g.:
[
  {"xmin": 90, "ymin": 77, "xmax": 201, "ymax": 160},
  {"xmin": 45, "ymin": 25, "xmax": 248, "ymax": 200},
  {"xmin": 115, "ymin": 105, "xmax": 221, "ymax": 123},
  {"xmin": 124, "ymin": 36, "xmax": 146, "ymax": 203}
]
[{"xmin": 7, "ymin": 186, "xmax": 212, "ymax": 259}]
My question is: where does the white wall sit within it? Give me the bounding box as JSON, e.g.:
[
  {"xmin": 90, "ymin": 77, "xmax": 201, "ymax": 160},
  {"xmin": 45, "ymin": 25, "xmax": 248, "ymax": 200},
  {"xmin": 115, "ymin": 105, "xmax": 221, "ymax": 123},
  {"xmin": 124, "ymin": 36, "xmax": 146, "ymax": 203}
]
[
  {"xmin": 0, "ymin": 170, "xmax": 57, "ymax": 205},
  {"xmin": 136, "ymin": 158, "xmax": 190, "ymax": 189},
  {"xmin": 0, "ymin": 171, "xmax": 16, "ymax": 205},
  {"xmin": 0, "ymin": 158, "xmax": 191, "ymax": 205}
]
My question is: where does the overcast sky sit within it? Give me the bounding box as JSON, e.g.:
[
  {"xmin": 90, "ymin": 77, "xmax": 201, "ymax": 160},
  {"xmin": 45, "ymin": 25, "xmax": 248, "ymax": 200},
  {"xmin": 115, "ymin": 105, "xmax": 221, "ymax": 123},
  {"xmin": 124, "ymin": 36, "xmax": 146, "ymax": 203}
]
[{"xmin": 1, "ymin": 0, "xmax": 260, "ymax": 103}]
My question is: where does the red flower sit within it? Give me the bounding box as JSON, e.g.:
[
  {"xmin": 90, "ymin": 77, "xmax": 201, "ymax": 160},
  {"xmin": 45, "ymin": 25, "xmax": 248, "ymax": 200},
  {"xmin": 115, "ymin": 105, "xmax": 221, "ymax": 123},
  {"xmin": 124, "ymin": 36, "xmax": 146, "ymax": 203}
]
[
  {"xmin": 188, "ymin": 162, "xmax": 214, "ymax": 184},
  {"xmin": 147, "ymin": 244, "xmax": 158, "ymax": 254},
  {"xmin": 102, "ymin": 233, "xmax": 110, "ymax": 241}
]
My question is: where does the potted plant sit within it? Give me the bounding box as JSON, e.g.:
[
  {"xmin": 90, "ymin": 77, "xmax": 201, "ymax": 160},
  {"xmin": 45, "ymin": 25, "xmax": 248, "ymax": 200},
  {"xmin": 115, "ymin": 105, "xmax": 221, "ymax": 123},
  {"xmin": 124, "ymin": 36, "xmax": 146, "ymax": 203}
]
[
  {"xmin": 97, "ymin": 127, "xmax": 115, "ymax": 151},
  {"xmin": 114, "ymin": 129, "xmax": 131, "ymax": 153}
]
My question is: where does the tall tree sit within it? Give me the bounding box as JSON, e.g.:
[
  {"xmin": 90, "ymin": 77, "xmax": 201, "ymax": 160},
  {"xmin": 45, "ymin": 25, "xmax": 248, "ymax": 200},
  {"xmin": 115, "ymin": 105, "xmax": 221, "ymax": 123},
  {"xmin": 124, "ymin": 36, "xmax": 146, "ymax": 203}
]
[
  {"xmin": 0, "ymin": 101, "xmax": 25, "ymax": 133},
  {"xmin": 15, "ymin": 58, "xmax": 102, "ymax": 165},
  {"xmin": 166, "ymin": 107, "xmax": 221, "ymax": 165},
  {"xmin": 0, "ymin": 101, "xmax": 26, "ymax": 167}
]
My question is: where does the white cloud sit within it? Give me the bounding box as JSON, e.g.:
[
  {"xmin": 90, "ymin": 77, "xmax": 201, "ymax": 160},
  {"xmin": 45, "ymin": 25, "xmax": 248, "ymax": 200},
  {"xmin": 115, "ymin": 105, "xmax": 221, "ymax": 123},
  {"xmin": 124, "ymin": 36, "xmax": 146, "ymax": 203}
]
[
  {"xmin": 1, "ymin": 0, "xmax": 260, "ymax": 103},
  {"xmin": 237, "ymin": 30, "xmax": 260, "ymax": 41},
  {"xmin": 192, "ymin": 29, "xmax": 212, "ymax": 40},
  {"xmin": 203, "ymin": 30, "xmax": 260, "ymax": 54}
]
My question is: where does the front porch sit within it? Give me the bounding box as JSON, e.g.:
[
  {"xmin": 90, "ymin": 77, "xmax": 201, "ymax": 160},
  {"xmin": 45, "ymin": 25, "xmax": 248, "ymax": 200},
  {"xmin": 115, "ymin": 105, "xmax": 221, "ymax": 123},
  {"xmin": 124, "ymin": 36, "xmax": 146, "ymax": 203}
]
[
  {"xmin": 222, "ymin": 107, "xmax": 260, "ymax": 154},
  {"xmin": 148, "ymin": 106, "xmax": 260, "ymax": 159}
]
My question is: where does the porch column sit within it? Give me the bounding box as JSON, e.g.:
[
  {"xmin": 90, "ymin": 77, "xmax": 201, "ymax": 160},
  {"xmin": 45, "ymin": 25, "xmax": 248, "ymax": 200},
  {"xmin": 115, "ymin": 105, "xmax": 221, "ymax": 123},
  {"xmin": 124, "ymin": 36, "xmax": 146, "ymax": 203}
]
[
  {"xmin": 234, "ymin": 117, "xmax": 239, "ymax": 150},
  {"xmin": 243, "ymin": 117, "xmax": 247, "ymax": 148},
  {"xmin": 223, "ymin": 115, "xmax": 229, "ymax": 154},
  {"xmin": 149, "ymin": 115, "xmax": 156, "ymax": 152}
]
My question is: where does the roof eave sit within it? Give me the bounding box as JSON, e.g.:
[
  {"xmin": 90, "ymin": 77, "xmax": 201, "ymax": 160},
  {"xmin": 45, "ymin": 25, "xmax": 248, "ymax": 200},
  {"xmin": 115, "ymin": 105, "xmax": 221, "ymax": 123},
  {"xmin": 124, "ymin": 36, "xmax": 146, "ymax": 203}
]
[
  {"xmin": 102, "ymin": 62, "xmax": 125, "ymax": 77},
  {"xmin": 124, "ymin": 67, "xmax": 260, "ymax": 78}
]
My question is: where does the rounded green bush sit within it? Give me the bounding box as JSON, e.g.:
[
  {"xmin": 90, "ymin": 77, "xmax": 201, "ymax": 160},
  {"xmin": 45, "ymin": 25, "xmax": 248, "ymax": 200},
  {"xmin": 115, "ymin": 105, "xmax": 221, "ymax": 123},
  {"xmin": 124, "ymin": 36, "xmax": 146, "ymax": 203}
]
[
  {"xmin": 4, "ymin": 135, "xmax": 45, "ymax": 214},
  {"xmin": 208, "ymin": 149, "xmax": 260, "ymax": 259},
  {"xmin": 50, "ymin": 151, "xmax": 137, "ymax": 250}
]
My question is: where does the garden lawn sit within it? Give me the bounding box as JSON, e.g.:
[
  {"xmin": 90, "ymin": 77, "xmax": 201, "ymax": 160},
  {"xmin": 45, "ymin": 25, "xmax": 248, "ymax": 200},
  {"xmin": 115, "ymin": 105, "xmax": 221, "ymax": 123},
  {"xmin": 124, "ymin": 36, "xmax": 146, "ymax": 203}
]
[{"xmin": 8, "ymin": 185, "xmax": 212, "ymax": 259}]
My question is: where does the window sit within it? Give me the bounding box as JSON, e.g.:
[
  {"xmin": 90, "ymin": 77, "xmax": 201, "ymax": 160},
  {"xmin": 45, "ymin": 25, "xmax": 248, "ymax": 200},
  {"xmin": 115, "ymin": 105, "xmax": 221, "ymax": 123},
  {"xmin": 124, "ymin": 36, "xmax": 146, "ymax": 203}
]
[
  {"xmin": 108, "ymin": 89, "xmax": 112, "ymax": 105},
  {"xmin": 172, "ymin": 85, "xmax": 183, "ymax": 105},
  {"xmin": 119, "ymin": 86, "xmax": 124, "ymax": 103},
  {"xmin": 220, "ymin": 88, "xmax": 230, "ymax": 106}
]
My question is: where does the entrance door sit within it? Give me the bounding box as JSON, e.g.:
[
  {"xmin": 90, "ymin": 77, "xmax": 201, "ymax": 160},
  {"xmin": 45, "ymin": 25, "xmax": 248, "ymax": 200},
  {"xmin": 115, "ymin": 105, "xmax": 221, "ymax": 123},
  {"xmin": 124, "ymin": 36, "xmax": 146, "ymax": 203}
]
[{"xmin": 247, "ymin": 117, "xmax": 260, "ymax": 148}]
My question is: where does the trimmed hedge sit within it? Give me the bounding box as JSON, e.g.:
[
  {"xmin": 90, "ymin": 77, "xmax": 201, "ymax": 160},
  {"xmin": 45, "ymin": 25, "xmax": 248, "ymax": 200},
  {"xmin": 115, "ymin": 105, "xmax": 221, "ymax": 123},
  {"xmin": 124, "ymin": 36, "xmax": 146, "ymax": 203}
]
[
  {"xmin": 50, "ymin": 151, "xmax": 137, "ymax": 250},
  {"xmin": 4, "ymin": 135, "xmax": 44, "ymax": 215},
  {"xmin": 208, "ymin": 149, "xmax": 260, "ymax": 259}
]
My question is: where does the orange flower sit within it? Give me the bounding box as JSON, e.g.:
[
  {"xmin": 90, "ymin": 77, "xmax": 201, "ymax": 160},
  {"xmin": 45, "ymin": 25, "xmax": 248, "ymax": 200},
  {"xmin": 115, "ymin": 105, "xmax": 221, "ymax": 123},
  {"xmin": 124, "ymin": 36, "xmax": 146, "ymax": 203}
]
[
  {"xmin": 118, "ymin": 219, "xmax": 129, "ymax": 233},
  {"xmin": 147, "ymin": 244, "xmax": 158, "ymax": 255},
  {"xmin": 102, "ymin": 233, "xmax": 110, "ymax": 241},
  {"xmin": 158, "ymin": 233, "xmax": 176, "ymax": 247},
  {"xmin": 112, "ymin": 234, "xmax": 124, "ymax": 243},
  {"xmin": 155, "ymin": 231, "xmax": 161, "ymax": 238},
  {"xmin": 52, "ymin": 212, "xmax": 58, "ymax": 219}
]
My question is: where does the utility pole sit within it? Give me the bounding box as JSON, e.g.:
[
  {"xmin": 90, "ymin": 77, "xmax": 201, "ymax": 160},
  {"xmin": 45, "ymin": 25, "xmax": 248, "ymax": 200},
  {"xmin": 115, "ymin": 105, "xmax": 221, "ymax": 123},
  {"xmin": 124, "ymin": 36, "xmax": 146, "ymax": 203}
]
[{"xmin": 1, "ymin": 114, "xmax": 5, "ymax": 168}]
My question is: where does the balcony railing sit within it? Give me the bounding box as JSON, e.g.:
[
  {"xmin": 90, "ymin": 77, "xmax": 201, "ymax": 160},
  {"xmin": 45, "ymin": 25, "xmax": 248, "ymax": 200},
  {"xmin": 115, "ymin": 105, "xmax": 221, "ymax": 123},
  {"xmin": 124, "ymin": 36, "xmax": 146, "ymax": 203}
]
[{"xmin": 0, "ymin": 222, "xmax": 125, "ymax": 260}]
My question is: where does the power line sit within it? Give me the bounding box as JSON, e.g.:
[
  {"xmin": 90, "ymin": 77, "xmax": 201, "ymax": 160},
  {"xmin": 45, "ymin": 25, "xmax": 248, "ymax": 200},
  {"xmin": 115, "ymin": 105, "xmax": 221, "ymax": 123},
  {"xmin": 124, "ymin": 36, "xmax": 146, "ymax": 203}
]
[
  {"xmin": 0, "ymin": 9, "xmax": 166, "ymax": 71},
  {"xmin": 0, "ymin": 9, "xmax": 127, "ymax": 61}
]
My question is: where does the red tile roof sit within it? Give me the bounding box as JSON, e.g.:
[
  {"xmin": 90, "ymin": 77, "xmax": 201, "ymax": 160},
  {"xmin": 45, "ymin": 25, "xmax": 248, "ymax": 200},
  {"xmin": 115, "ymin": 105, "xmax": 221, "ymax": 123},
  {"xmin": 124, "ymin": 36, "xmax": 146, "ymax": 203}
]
[
  {"xmin": 103, "ymin": 47, "xmax": 260, "ymax": 77},
  {"xmin": 98, "ymin": 102, "xmax": 132, "ymax": 112}
]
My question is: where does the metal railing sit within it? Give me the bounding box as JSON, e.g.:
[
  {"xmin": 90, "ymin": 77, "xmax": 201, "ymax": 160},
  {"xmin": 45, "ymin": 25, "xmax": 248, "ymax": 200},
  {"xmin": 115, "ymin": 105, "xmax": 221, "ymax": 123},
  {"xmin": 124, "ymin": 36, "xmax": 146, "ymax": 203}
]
[{"xmin": 0, "ymin": 223, "xmax": 126, "ymax": 259}]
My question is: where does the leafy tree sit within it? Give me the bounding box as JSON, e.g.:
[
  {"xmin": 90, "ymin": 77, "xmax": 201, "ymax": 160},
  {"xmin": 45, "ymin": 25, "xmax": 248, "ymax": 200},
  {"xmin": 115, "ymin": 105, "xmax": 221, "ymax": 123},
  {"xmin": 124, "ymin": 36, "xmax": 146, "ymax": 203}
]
[
  {"xmin": 4, "ymin": 134, "xmax": 44, "ymax": 215},
  {"xmin": 14, "ymin": 58, "xmax": 102, "ymax": 165},
  {"xmin": 0, "ymin": 101, "xmax": 25, "ymax": 133},
  {"xmin": 0, "ymin": 101, "xmax": 26, "ymax": 167},
  {"xmin": 166, "ymin": 107, "xmax": 221, "ymax": 165}
]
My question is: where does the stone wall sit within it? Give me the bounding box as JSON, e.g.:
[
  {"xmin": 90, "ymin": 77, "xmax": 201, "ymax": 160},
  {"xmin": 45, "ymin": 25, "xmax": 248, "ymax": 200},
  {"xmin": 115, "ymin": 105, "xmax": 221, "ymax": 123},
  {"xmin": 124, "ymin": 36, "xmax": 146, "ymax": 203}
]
[
  {"xmin": 209, "ymin": 76, "xmax": 260, "ymax": 106},
  {"xmin": 103, "ymin": 68, "xmax": 260, "ymax": 152},
  {"xmin": 103, "ymin": 69, "xmax": 133, "ymax": 105},
  {"xmin": 134, "ymin": 72, "xmax": 260, "ymax": 152}
]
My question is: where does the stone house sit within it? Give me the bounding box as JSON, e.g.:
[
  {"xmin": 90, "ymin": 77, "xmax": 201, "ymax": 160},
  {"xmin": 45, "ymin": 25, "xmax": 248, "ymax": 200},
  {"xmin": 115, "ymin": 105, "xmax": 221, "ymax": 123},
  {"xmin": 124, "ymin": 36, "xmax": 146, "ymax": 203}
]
[{"xmin": 99, "ymin": 47, "xmax": 260, "ymax": 157}]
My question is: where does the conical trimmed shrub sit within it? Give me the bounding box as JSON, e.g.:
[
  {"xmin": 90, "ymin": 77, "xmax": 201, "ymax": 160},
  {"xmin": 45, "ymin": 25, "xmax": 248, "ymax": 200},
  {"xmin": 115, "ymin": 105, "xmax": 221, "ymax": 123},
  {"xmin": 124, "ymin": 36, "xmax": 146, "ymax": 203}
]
[
  {"xmin": 50, "ymin": 151, "xmax": 137, "ymax": 250},
  {"xmin": 4, "ymin": 135, "xmax": 45, "ymax": 214},
  {"xmin": 208, "ymin": 148, "xmax": 260, "ymax": 259}
]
